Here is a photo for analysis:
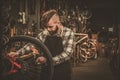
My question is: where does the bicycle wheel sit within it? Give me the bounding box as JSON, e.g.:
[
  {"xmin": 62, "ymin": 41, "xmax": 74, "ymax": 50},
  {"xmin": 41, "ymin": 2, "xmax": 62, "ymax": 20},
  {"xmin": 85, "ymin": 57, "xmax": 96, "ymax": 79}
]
[
  {"xmin": 0, "ymin": 35, "xmax": 54, "ymax": 80},
  {"xmin": 76, "ymin": 44, "xmax": 87, "ymax": 63},
  {"xmin": 81, "ymin": 41, "xmax": 97, "ymax": 59},
  {"xmin": 79, "ymin": 49, "xmax": 88, "ymax": 63}
]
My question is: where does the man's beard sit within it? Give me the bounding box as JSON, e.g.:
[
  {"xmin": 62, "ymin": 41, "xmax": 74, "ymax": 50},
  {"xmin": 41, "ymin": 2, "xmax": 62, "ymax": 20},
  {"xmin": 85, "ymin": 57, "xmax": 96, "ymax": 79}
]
[{"xmin": 49, "ymin": 26, "xmax": 58, "ymax": 35}]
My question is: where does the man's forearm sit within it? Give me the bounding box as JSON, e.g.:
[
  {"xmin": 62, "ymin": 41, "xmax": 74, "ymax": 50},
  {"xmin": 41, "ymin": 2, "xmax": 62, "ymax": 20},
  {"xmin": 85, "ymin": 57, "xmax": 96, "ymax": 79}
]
[
  {"xmin": 52, "ymin": 51, "xmax": 72, "ymax": 65},
  {"xmin": 17, "ymin": 43, "xmax": 35, "ymax": 55}
]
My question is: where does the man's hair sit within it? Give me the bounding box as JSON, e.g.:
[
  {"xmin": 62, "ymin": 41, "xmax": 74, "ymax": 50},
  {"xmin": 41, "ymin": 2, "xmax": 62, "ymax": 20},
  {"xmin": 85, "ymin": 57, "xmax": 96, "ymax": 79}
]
[{"xmin": 41, "ymin": 9, "xmax": 58, "ymax": 28}]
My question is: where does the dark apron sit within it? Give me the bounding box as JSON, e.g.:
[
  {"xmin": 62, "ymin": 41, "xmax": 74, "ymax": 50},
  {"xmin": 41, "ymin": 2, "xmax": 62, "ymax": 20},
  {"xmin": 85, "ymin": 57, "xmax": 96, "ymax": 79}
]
[{"xmin": 44, "ymin": 35, "xmax": 71, "ymax": 80}]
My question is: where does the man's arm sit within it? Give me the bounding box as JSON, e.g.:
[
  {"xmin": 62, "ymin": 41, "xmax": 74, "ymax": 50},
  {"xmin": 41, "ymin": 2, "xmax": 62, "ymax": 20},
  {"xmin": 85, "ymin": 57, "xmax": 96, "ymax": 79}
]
[
  {"xmin": 8, "ymin": 43, "xmax": 36, "ymax": 57},
  {"xmin": 9, "ymin": 31, "xmax": 46, "ymax": 56},
  {"xmin": 53, "ymin": 31, "xmax": 74, "ymax": 65}
]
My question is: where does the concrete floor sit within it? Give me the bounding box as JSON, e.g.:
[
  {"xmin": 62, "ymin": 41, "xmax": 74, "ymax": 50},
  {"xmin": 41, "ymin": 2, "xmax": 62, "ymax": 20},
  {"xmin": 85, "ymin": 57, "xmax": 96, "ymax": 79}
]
[{"xmin": 71, "ymin": 57, "xmax": 120, "ymax": 80}]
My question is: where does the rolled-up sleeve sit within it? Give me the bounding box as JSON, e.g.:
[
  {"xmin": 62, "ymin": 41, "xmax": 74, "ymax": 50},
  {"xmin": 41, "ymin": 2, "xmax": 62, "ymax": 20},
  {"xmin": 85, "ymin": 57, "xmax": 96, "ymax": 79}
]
[{"xmin": 17, "ymin": 31, "xmax": 46, "ymax": 55}]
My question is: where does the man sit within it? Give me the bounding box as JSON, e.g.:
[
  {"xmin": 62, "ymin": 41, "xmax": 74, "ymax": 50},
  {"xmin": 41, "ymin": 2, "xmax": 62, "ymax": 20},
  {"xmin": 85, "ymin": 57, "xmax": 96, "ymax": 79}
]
[{"xmin": 9, "ymin": 9, "xmax": 74, "ymax": 80}]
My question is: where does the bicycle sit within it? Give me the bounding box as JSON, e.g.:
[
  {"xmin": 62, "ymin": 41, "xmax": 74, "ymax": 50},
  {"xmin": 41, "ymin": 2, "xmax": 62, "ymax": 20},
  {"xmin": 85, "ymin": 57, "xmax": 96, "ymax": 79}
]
[{"xmin": 73, "ymin": 33, "xmax": 97, "ymax": 63}]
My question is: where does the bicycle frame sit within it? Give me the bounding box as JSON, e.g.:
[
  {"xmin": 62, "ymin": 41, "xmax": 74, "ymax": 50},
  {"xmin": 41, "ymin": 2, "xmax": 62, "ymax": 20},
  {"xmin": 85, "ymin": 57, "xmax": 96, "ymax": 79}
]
[{"xmin": 74, "ymin": 33, "xmax": 88, "ymax": 45}]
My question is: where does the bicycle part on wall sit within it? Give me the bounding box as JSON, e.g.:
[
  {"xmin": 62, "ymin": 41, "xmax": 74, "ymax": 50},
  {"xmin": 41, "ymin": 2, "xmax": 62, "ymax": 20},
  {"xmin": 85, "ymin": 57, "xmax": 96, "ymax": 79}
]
[
  {"xmin": 80, "ymin": 9, "xmax": 92, "ymax": 20},
  {"xmin": 0, "ymin": 35, "xmax": 53, "ymax": 80},
  {"xmin": 107, "ymin": 38, "xmax": 120, "ymax": 70},
  {"xmin": 0, "ymin": 34, "xmax": 9, "ymax": 46},
  {"xmin": 0, "ymin": 0, "xmax": 12, "ymax": 46}
]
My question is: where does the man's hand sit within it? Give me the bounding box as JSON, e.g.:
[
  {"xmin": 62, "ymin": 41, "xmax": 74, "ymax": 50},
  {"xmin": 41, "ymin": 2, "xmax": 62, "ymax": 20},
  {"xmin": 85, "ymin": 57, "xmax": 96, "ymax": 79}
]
[{"xmin": 36, "ymin": 56, "xmax": 47, "ymax": 64}]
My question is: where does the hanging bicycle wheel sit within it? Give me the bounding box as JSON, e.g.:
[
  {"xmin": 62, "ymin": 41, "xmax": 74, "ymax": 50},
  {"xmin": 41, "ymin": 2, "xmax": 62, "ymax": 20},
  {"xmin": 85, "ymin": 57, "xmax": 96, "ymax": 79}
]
[{"xmin": 0, "ymin": 35, "xmax": 54, "ymax": 80}]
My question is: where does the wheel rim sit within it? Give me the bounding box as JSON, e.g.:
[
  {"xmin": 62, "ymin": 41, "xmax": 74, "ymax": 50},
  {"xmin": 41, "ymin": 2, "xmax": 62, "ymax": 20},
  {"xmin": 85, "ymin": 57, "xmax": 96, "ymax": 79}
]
[{"xmin": 0, "ymin": 35, "xmax": 54, "ymax": 80}]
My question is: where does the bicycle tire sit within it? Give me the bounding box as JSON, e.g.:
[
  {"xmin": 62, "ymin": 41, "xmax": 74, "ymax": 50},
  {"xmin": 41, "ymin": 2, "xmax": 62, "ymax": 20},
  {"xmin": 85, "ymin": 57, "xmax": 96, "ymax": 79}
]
[{"xmin": 0, "ymin": 35, "xmax": 54, "ymax": 80}]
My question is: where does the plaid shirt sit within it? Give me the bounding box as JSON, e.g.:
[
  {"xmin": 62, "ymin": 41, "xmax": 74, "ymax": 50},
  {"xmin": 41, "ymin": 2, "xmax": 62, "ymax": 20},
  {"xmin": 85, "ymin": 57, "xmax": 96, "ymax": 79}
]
[
  {"xmin": 18, "ymin": 27, "xmax": 74, "ymax": 65},
  {"xmin": 37, "ymin": 27, "xmax": 74, "ymax": 65}
]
